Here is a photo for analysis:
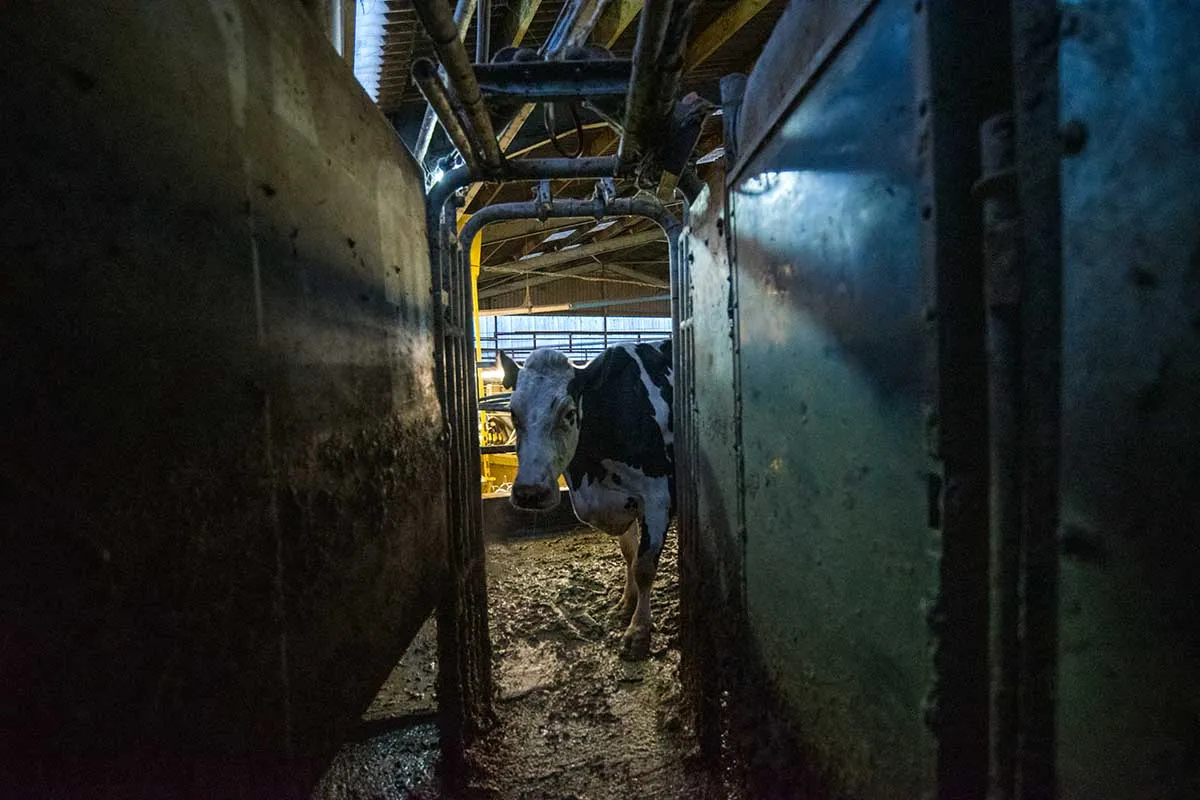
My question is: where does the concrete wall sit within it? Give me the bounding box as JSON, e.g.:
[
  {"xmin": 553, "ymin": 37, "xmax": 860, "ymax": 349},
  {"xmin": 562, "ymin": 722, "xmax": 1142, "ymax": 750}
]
[{"xmin": 0, "ymin": 2, "xmax": 444, "ymax": 797}]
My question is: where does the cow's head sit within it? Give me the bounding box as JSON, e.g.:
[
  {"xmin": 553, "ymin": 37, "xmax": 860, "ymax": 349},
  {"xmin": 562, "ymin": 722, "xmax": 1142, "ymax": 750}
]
[{"xmin": 499, "ymin": 348, "xmax": 603, "ymax": 510}]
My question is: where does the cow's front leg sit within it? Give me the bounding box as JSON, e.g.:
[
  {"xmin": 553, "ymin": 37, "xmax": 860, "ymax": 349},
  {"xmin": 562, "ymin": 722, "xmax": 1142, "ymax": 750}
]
[
  {"xmin": 620, "ymin": 503, "xmax": 667, "ymax": 661},
  {"xmin": 613, "ymin": 521, "xmax": 639, "ymax": 626}
]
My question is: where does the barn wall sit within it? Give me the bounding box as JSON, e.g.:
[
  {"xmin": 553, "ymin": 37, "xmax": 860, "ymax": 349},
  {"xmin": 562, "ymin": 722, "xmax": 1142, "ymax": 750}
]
[
  {"xmin": 1056, "ymin": 2, "xmax": 1200, "ymax": 796},
  {"xmin": 0, "ymin": 2, "xmax": 443, "ymax": 797}
]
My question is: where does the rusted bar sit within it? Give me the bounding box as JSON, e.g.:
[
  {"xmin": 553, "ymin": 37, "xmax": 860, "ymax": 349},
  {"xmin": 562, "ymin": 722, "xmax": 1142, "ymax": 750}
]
[{"xmin": 412, "ymin": 57, "xmax": 480, "ymax": 174}]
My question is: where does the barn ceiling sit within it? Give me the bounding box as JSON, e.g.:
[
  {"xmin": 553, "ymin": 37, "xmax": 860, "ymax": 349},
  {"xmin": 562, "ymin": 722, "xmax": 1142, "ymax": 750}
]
[{"xmin": 354, "ymin": 0, "xmax": 786, "ymax": 312}]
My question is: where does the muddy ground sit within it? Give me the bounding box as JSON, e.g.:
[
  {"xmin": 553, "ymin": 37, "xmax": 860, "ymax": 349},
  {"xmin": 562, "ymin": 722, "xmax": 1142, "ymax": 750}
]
[{"xmin": 316, "ymin": 526, "xmax": 746, "ymax": 800}]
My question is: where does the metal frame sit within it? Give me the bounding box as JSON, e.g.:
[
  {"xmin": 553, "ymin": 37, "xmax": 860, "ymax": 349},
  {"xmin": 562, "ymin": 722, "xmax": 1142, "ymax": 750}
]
[{"xmin": 473, "ymin": 59, "xmax": 633, "ymax": 101}]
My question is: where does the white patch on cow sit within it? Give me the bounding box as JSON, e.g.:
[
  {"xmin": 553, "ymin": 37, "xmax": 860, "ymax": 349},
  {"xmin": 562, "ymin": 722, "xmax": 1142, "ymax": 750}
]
[
  {"xmin": 623, "ymin": 343, "xmax": 673, "ymax": 448},
  {"xmin": 568, "ymin": 460, "xmax": 669, "ymax": 544},
  {"xmin": 508, "ymin": 349, "xmax": 580, "ymax": 508}
]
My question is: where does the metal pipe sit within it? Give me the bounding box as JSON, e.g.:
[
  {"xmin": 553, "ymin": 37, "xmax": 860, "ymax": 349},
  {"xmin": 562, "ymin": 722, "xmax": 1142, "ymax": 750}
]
[
  {"xmin": 976, "ymin": 111, "xmax": 1021, "ymax": 800},
  {"xmin": 428, "ymin": 156, "xmax": 625, "ymax": 231},
  {"xmin": 617, "ymin": 0, "xmax": 674, "ymax": 167},
  {"xmin": 461, "ymin": 197, "xmax": 675, "ymax": 249},
  {"xmin": 413, "ymin": 0, "xmax": 504, "ymax": 170},
  {"xmin": 476, "ymin": 0, "xmax": 491, "ymax": 63},
  {"xmin": 412, "ymin": 58, "xmax": 481, "ymax": 174},
  {"xmin": 415, "ymin": 0, "xmax": 477, "ymax": 165},
  {"xmin": 653, "ymin": 0, "xmax": 703, "ymax": 137}
]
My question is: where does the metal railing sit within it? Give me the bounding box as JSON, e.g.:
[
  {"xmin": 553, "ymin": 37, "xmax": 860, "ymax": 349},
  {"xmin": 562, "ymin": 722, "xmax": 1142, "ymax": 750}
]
[{"xmin": 478, "ymin": 329, "xmax": 667, "ymax": 365}]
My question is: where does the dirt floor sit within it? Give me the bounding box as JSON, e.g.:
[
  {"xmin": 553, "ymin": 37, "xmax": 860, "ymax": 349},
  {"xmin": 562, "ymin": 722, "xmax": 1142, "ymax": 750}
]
[{"xmin": 316, "ymin": 526, "xmax": 738, "ymax": 800}]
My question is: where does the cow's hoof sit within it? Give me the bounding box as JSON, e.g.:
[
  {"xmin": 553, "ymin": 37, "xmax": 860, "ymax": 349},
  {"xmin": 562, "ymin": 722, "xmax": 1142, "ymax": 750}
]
[{"xmin": 619, "ymin": 629, "xmax": 651, "ymax": 661}]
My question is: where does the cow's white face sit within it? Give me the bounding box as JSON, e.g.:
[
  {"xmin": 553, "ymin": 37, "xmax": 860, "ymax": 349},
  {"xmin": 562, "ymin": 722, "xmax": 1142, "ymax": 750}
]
[{"xmin": 500, "ymin": 349, "xmax": 582, "ymax": 510}]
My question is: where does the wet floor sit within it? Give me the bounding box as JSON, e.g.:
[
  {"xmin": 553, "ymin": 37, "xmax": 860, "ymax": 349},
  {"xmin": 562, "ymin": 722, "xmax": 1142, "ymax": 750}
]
[{"xmin": 316, "ymin": 526, "xmax": 728, "ymax": 800}]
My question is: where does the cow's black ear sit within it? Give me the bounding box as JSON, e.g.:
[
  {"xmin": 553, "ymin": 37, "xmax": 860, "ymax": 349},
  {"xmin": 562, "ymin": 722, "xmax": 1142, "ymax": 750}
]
[{"xmin": 498, "ymin": 351, "xmax": 520, "ymax": 389}]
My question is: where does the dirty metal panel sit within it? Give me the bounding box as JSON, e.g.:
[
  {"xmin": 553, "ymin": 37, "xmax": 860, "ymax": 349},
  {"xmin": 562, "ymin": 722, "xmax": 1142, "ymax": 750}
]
[
  {"xmin": 0, "ymin": 2, "xmax": 445, "ymax": 796},
  {"xmin": 1057, "ymin": 1, "xmax": 1200, "ymax": 797},
  {"xmin": 728, "ymin": 0, "xmax": 938, "ymax": 795},
  {"xmin": 686, "ymin": 177, "xmax": 744, "ymax": 621}
]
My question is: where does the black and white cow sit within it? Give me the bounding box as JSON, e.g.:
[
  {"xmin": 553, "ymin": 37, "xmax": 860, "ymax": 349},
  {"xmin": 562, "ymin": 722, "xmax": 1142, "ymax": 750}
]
[{"xmin": 499, "ymin": 341, "xmax": 674, "ymax": 660}]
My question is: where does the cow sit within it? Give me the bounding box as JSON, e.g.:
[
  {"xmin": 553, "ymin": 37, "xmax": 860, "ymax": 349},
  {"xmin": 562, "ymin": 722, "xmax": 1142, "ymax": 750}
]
[{"xmin": 498, "ymin": 340, "xmax": 674, "ymax": 660}]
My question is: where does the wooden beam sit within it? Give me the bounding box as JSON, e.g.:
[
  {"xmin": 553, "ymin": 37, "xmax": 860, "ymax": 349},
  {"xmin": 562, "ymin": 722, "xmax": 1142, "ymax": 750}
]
[
  {"xmin": 683, "ymin": 0, "xmax": 773, "ymax": 73},
  {"xmin": 479, "ymin": 263, "xmax": 603, "ymax": 299},
  {"xmin": 478, "ymin": 228, "xmax": 664, "ymax": 298},
  {"xmin": 604, "ymin": 263, "xmax": 668, "ymax": 287},
  {"xmin": 498, "ymin": 0, "xmax": 544, "ymax": 50},
  {"xmin": 593, "ymin": 0, "xmax": 644, "ymax": 48}
]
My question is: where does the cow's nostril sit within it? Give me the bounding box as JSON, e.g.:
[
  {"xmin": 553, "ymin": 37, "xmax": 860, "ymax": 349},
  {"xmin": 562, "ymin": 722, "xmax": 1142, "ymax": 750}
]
[{"xmin": 512, "ymin": 483, "xmax": 553, "ymax": 508}]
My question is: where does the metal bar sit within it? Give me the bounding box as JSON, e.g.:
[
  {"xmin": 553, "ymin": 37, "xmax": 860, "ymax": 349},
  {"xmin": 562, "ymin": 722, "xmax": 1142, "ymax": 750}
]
[
  {"xmin": 472, "ymin": 0, "xmax": 615, "ymax": 205},
  {"xmin": 473, "ymin": 59, "xmax": 632, "ymax": 101},
  {"xmin": 462, "ymin": 197, "xmax": 672, "ymax": 248},
  {"xmin": 1011, "ymin": 1, "xmax": 1062, "ymax": 795},
  {"xmin": 978, "ymin": 110, "xmax": 1021, "ymax": 800},
  {"xmin": 415, "ymin": 0, "xmax": 478, "ymax": 165},
  {"xmin": 412, "ymin": 0, "xmax": 503, "ymax": 170},
  {"xmin": 412, "ymin": 58, "xmax": 481, "ymax": 174},
  {"xmin": 540, "ymin": 0, "xmax": 588, "ymax": 56},
  {"xmin": 617, "ymin": 0, "xmax": 673, "ymax": 166},
  {"xmin": 476, "ymin": 0, "xmax": 491, "ymax": 63},
  {"xmin": 648, "ymin": 0, "xmax": 703, "ymax": 149}
]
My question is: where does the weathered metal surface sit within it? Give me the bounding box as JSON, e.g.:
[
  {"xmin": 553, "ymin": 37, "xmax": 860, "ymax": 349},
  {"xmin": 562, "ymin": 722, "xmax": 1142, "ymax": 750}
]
[
  {"xmin": 0, "ymin": 2, "xmax": 443, "ymax": 797},
  {"xmin": 412, "ymin": 57, "xmax": 481, "ymax": 173},
  {"xmin": 727, "ymin": 0, "xmax": 939, "ymax": 794},
  {"xmin": 729, "ymin": 0, "xmax": 874, "ymax": 185},
  {"xmin": 1009, "ymin": 3, "xmax": 1062, "ymax": 797},
  {"xmin": 914, "ymin": 2, "xmax": 1010, "ymax": 796},
  {"xmin": 412, "ymin": 0, "xmax": 503, "ymax": 169},
  {"xmin": 473, "ymin": 58, "xmax": 632, "ymax": 100},
  {"xmin": 1056, "ymin": 1, "xmax": 1200, "ymax": 797}
]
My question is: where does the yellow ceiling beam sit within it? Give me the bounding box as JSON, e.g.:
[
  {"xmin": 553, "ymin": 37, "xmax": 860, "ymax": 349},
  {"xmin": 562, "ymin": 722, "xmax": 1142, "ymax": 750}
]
[{"xmin": 683, "ymin": 0, "xmax": 772, "ymax": 73}]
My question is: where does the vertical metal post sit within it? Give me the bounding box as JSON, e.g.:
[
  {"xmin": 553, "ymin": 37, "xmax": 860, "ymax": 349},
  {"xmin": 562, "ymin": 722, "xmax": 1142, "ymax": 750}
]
[
  {"xmin": 1011, "ymin": 2, "xmax": 1062, "ymax": 797},
  {"xmin": 476, "ymin": 0, "xmax": 491, "ymax": 63},
  {"xmin": 978, "ymin": 111, "xmax": 1021, "ymax": 800}
]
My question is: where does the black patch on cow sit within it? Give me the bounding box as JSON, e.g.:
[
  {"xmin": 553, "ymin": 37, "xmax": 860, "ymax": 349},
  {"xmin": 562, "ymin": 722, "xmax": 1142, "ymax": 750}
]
[{"xmin": 566, "ymin": 342, "xmax": 674, "ymax": 490}]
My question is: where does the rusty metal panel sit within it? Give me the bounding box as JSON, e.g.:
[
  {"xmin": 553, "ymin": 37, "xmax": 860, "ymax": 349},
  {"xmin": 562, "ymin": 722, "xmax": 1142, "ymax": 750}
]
[
  {"xmin": 728, "ymin": 0, "xmax": 940, "ymax": 794},
  {"xmin": 1056, "ymin": 2, "xmax": 1200, "ymax": 797}
]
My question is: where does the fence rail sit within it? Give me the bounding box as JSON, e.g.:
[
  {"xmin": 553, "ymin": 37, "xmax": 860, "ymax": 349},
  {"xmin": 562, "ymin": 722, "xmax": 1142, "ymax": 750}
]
[{"xmin": 478, "ymin": 329, "xmax": 668, "ymax": 365}]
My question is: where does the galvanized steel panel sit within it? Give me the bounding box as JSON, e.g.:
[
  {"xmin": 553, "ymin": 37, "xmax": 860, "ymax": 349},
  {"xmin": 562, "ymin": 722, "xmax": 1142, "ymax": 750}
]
[
  {"xmin": 729, "ymin": 0, "xmax": 938, "ymax": 793},
  {"xmin": 1058, "ymin": 1, "xmax": 1200, "ymax": 796}
]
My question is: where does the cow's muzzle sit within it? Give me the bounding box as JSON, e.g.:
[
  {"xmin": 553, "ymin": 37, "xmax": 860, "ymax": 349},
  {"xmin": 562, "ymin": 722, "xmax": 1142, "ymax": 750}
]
[{"xmin": 510, "ymin": 482, "xmax": 560, "ymax": 511}]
